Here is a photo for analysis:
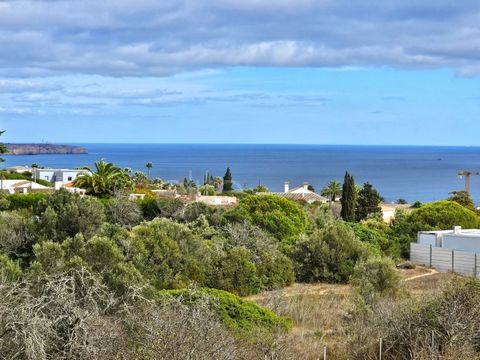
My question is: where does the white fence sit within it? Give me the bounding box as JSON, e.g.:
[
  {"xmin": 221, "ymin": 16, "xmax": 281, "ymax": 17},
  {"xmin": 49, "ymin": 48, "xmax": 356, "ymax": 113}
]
[{"xmin": 410, "ymin": 243, "xmax": 479, "ymax": 277}]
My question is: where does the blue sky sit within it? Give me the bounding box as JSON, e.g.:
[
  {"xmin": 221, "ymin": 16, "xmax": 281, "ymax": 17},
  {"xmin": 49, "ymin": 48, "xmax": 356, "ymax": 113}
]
[{"xmin": 0, "ymin": 1, "xmax": 480, "ymax": 145}]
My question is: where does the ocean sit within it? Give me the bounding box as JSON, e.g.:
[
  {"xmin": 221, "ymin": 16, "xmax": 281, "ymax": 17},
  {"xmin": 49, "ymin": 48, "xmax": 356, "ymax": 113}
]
[{"xmin": 3, "ymin": 144, "xmax": 480, "ymax": 204}]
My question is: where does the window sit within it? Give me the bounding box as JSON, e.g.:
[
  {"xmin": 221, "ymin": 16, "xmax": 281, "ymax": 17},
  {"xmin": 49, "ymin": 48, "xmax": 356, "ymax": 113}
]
[{"xmin": 67, "ymin": 177, "xmax": 73, "ymax": 181}]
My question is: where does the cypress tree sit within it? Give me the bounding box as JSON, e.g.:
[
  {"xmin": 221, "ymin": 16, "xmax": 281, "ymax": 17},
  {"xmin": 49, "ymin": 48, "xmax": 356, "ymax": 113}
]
[
  {"xmin": 356, "ymin": 182, "xmax": 382, "ymax": 221},
  {"xmin": 341, "ymin": 171, "xmax": 356, "ymax": 222},
  {"xmin": 222, "ymin": 167, "xmax": 233, "ymax": 192}
]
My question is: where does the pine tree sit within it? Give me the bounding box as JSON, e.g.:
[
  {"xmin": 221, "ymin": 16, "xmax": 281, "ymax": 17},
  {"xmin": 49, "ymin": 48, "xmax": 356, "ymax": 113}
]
[
  {"xmin": 356, "ymin": 182, "xmax": 382, "ymax": 221},
  {"xmin": 340, "ymin": 171, "xmax": 356, "ymax": 222},
  {"xmin": 222, "ymin": 167, "xmax": 233, "ymax": 192}
]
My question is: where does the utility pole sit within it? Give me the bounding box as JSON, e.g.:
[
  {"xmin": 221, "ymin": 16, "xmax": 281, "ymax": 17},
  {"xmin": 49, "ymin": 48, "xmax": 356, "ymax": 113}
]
[{"xmin": 458, "ymin": 170, "xmax": 479, "ymax": 194}]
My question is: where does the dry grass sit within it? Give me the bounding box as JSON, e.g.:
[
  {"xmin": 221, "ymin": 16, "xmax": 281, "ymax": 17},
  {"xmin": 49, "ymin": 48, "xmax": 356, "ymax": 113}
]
[{"xmin": 247, "ymin": 266, "xmax": 455, "ymax": 359}]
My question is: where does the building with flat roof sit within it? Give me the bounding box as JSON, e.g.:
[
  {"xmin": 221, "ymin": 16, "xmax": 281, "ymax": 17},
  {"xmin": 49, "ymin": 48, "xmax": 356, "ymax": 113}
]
[
  {"xmin": 418, "ymin": 226, "xmax": 480, "ymax": 252},
  {"xmin": 33, "ymin": 168, "xmax": 91, "ymax": 183}
]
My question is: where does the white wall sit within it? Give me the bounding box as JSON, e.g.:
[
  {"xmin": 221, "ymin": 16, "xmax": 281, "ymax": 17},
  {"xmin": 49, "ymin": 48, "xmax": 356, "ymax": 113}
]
[
  {"xmin": 442, "ymin": 234, "xmax": 480, "ymax": 253},
  {"xmin": 418, "ymin": 233, "xmax": 438, "ymax": 247}
]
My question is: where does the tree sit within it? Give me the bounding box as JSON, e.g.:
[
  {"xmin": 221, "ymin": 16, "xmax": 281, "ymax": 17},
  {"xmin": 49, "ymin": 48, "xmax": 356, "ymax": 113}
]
[
  {"xmin": 407, "ymin": 200, "xmax": 480, "ymax": 230},
  {"xmin": 146, "ymin": 162, "xmax": 153, "ymax": 178},
  {"xmin": 222, "ymin": 167, "xmax": 233, "ymax": 192},
  {"xmin": 224, "ymin": 194, "xmax": 309, "ymax": 242},
  {"xmin": 321, "ymin": 180, "xmax": 342, "ymax": 203},
  {"xmin": 341, "ymin": 171, "xmax": 356, "ymax": 222},
  {"xmin": 292, "ymin": 221, "xmax": 369, "ymax": 282},
  {"xmin": 74, "ymin": 160, "xmax": 133, "ymax": 197},
  {"xmin": 199, "ymin": 184, "xmax": 215, "ymax": 195},
  {"xmin": 355, "ymin": 182, "xmax": 382, "ymax": 222},
  {"xmin": 0, "ymin": 130, "xmax": 7, "ymax": 163},
  {"xmin": 448, "ymin": 190, "xmax": 475, "ymax": 210}
]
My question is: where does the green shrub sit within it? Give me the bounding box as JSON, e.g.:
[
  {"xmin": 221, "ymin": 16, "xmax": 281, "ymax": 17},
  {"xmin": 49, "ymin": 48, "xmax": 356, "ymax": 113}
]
[
  {"xmin": 348, "ymin": 222, "xmax": 399, "ymax": 258},
  {"xmin": 138, "ymin": 196, "xmax": 159, "ymax": 220},
  {"xmin": 407, "ymin": 200, "xmax": 480, "ymax": 229},
  {"xmin": 350, "ymin": 257, "xmax": 403, "ymax": 305},
  {"xmin": 208, "ymin": 246, "xmax": 263, "ymax": 296},
  {"xmin": 224, "ymin": 194, "xmax": 308, "ymax": 242},
  {"xmin": 36, "ymin": 189, "xmax": 106, "ymax": 241},
  {"xmin": 130, "ymin": 218, "xmax": 210, "ymax": 289},
  {"xmin": 0, "ymin": 211, "xmax": 36, "ymax": 261},
  {"xmin": 292, "ymin": 221, "xmax": 370, "ymax": 283},
  {"xmin": 0, "ymin": 253, "xmax": 22, "ymax": 280},
  {"xmin": 5, "ymin": 193, "xmax": 47, "ymax": 211},
  {"xmin": 156, "ymin": 287, "xmax": 291, "ymax": 338}
]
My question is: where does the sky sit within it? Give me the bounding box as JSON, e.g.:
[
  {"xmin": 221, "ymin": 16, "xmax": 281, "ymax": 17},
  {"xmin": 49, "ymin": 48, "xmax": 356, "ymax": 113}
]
[{"xmin": 0, "ymin": 0, "xmax": 480, "ymax": 145}]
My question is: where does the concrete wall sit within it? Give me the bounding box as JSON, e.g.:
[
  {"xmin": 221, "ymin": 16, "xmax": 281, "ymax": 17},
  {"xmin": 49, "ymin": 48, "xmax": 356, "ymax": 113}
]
[
  {"xmin": 418, "ymin": 233, "xmax": 438, "ymax": 247},
  {"xmin": 410, "ymin": 243, "xmax": 479, "ymax": 277},
  {"xmin": 442, "ymin": 234, "xmax": 480, "ymax": 253}
]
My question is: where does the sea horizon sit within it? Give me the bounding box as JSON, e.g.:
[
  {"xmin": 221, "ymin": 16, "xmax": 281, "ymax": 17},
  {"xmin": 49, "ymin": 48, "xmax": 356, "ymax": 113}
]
[{"xmin": 3, "ymin": 143, "xmax": 480, "ymax": 204}]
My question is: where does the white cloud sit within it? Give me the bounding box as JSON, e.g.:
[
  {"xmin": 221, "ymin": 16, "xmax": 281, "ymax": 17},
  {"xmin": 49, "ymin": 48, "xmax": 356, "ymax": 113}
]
[{"xmin": 0, "ymin": 0, "xmax": 478, "ymax": 76}]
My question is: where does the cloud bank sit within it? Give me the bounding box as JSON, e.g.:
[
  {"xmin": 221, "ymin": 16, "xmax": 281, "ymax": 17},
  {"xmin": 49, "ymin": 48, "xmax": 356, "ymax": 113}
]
[{"xmin": 0, "ymin": 0, "xmax": 479, "ymax": 77}]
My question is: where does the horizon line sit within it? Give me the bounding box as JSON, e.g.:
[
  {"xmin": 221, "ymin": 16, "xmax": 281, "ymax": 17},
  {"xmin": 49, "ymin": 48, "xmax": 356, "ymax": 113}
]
[{"xmin": 6, "ymin": 142, "xmax": 480, "ymax": 148}]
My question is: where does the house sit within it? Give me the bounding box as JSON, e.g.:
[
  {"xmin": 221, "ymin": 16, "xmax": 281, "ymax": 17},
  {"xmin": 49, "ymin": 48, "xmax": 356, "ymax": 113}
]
[
  {"xmin": 411, "ymin": 226, "xmax": 480, "ymax": 277},
  {"xmin": 193, "ymin": 195, "xmax": 238, "ymax": 206},
  {"xmin": 151, "ymin": 189, "xmax": 179, "ymax": 199},
  {"xmin": 0, "ymin": 179, "xmax": 52, "ymax": 194},
  {"xmin": 33, "ymin": 168, "xmax": 91, "ymax": 184},
  {"xmin": 6, "ymin": 166, "xmax": 32, "ymax": 174},
  {"xmin": 59, "ymin": 182, "xmax": 87, "ymax": 196},
  {"xmin": 264, "ymin": 182, "xmax": 328, "ymax": 204},
  {"xmin": 417, "ymin": 226, "xmax": 480, "ymax": 253}
]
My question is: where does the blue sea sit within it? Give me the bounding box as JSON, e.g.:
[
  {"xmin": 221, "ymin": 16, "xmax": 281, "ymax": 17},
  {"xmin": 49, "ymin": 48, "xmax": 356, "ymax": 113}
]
[{"xmin": 4, "ymin": 144, "xmax": 480, "ymax": 204}]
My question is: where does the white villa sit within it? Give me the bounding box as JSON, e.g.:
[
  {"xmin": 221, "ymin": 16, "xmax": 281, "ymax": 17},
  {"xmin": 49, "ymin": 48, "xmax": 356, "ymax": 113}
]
[
  {"xmin": 34, "ymin": 168, "xmax": 91, "ymax": 184},
  {"xmin": 264, "ymin": 182, "xmax": 328, "ymax": 204},
  {"xmin": 0, "ymin": 179, "xmax": 52, "ymax": 194}
]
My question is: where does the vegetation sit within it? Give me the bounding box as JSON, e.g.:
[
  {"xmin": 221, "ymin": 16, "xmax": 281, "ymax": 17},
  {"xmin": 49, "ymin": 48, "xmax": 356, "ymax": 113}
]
[
  {"xmin": 224, "ymin": 194, "xmax": 309, "ymax": 244},
  {"xmin": 448, "ymin": 190, "xmax": 475, "ymax": 210},
  {"xmin": 355, "ymin": 182, "xmax": 382, "ymax": 221},
  {"xmin": 2, "ymin": 158, "xmax": 480, "ymax": 359},
  {"xmin": 340, "ymin": 171, "xmax": 356, "ymax": 222},
  {"xmin": 74, "ymin": 160, "xmax": 133, "ymax": 197},
  {"xmin": 223, "ymin": 167, "xmax": 233, "ymax": 192},
  {"xmin": 292, "ymin": 222, "xmax": 369, "ymax": 282},
  {"xmin": 321, "ymin": 180, "xmax": 342, "ymax": 203}
]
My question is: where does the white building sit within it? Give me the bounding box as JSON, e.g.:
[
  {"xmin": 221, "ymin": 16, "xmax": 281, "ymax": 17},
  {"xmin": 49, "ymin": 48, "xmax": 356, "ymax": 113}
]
[
  {"xmin": 418, "ymin": 226, "xmax": 480, "ymax": 253},
  {"xmin": 33, "ymin": 168, "xmax": 91, "ymax": 183},
  {"xmin": 263, "ymin": 182, "xmax": 328, "ymax": 204},
  {"xmin": 6, "ymin": 166, "xmax": 32, "ymax": 174},
  {"xmin": 0, "ymin": 179, "xmax": 52, "ymax": 194}
]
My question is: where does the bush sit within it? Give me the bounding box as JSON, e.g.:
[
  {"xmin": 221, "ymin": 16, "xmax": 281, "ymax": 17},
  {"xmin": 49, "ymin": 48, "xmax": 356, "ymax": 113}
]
[
  {"xmin": 224, "ymin": 194, "xmax": 308, "ymax": 242},
  {"xmin": 407, "ymin": 200, "xmax": 480, "ymax": 229},
  {"xmin": 350, "ymin": 257, "xmax": 403, "ymax": 305},
  {"xmin": 348, "ymin": 222, "xmax": 399, "ymax": 258},
  {"xmin": 221, "ymin": 223, "xmax": 295, "ymax": 291},
  {"xmin": 349, "ymin": 278, "xmax": 480, "ymax": 359},
  {"xmin": 292, "ymin": 221, "xmax": 370, "ymax": 283},
  {"xmin": 157, "ymin": 287, "xmax": 291, "ymax": 339},
  {"xmin": 0, "ymin": 211, "xmax": 36, "ymax": 261},
  {"xmin": 105, "ymin": 197, "xmax": 143, "ymax": 228},
  {"xmin": 5, "ymin": 193, "xmax": 47, "ymax": 211},
  {"xmin": 37, "ymin": 189, "xmax": 106, "ymax": 241},
  {"xmin": 130, "ymin": 218, "xmax": 210, "ymax": 289}
]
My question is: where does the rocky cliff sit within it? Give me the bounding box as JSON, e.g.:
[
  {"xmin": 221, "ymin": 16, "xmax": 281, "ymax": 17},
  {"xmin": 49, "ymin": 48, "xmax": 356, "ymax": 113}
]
[{"xmin": 5, "ymin": 144, "xmax": 88, "ymax": 155}]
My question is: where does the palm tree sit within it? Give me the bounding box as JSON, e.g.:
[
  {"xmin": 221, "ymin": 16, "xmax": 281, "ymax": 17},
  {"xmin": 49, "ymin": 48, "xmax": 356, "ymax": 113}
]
[
  {"xmin": 146, "ymin": 162, "xmax": 153, "ymax": 178},
  {"xmin": 74, "ymin": 160, "xmax": 133, "ymax": 197},
  {"xmin": 321, "ymin": 180, "xmax": 342, "ymax": 204}
]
